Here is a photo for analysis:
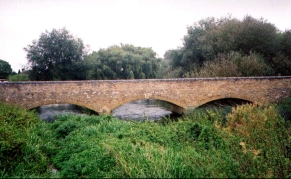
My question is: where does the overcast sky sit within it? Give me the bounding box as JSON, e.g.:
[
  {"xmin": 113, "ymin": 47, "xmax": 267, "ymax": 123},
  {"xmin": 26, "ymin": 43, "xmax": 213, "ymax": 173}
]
[{"xmin": 1, "ymin": 0, "xmax": 290, "ymax": 72}]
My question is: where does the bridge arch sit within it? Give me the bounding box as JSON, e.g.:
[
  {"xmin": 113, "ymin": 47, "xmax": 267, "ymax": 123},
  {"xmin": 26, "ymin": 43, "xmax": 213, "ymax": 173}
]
[
  {"xmin": 195, "ymin": 95, "xmax": 254, "ymax": 109},
  {"xmin": 26, "ymin": 99, "xmax": 103, "ymax": 115},
  {"xmin": 196, "ymin": 97, "xmax": 253, "ymax": 108},
  {"xmin": 109, "ymin": 95, "xmax": 185, "ymax": 114}
]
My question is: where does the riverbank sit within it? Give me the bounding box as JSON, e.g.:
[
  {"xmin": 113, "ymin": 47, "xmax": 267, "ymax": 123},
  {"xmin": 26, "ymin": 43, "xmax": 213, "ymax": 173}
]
[{"xmin": 0, "ymin": 101, "xmax": 290, "ymax": 178}]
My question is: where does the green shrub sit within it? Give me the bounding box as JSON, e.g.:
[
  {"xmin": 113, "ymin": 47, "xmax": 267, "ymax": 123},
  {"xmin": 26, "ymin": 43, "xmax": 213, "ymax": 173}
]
[
  {"xmin": 269, "ymin": 53, "xmax": 291, "ymax": 75},
  {"xmin": 185, "ymin": 51, "xmax": 274, "ymax": 77},
  {"xmin": 8, "ymin": 73, "xmax": 30, "ymax": 81},
  {"xmin": 0, "ymin": 102, "xmax": 48, "ymax": 177},
  {"xmin": 1, "ymin": 102, "xmax": 290, "ymax": 178},
  {"xmin": 238, "ymin": 52, "xmax": 274, "ymax": 76},
  {"xmin": 225, "ymin": 104, "xmax": 291, "ymax": 178},
  {"xmin": 184, "ymin": 53, "xmax": 241, "ymax": 77},
  {"xmin": 278, "ymin": 96, "xmax": 291, "ymax": 122},
  {"xmin": 34, "ymin": 111, "xmax": 244, "ymax": 178}
]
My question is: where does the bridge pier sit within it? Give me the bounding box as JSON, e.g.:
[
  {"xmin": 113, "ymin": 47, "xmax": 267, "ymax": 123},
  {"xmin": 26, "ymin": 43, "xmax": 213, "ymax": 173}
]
[{"xmin": 170, "ymin": 104, "xmax": 185, "ymax": 114}]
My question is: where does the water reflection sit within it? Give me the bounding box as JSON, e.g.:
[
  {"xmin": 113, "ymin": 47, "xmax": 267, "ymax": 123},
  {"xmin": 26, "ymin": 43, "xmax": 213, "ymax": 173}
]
[
  {"xmin": 34, "ymin": 104, "xmax": 87, "ymax": 122},
  {"xmin": 112, "ymin": 99, "xmax": 172, "ymax": 120},
  {"xmin": 35, "ymin": 99, "xmax": 173, "ymax": 122}
]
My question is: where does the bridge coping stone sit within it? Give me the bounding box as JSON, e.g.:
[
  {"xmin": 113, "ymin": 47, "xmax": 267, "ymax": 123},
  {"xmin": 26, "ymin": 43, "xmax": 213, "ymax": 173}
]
[{"xmin": 2, "ymin": 76, "xmax": 290, "ymax": 84}]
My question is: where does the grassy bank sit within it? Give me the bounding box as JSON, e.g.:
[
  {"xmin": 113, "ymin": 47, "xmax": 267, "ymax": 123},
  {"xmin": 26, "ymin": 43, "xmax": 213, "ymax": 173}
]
[{"xmin": 0, "ymin": 101, "xmax": 290, "ymax": 178}]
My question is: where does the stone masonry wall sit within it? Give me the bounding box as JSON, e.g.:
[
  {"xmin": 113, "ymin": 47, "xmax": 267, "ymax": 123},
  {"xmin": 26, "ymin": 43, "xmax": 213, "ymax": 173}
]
[{"xmin": 0, "ymin": 76, "xmax": 291, "ymax": 114}]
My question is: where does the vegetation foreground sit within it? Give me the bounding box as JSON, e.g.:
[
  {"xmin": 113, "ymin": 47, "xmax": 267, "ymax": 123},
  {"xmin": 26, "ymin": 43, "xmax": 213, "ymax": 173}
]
[{"xmin": 0, "ymin": 100, "xmax": 291, "ymax": 178}]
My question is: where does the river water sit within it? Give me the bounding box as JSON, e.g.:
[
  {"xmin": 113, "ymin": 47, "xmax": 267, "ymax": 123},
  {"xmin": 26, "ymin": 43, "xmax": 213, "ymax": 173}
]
[
  {"xmin": 112, "ymin": 99, "xmax": 172, "ymax": 120},
  {"xmin": 35, "ymin": 99, "xmax": 173, "ymax": 122}
]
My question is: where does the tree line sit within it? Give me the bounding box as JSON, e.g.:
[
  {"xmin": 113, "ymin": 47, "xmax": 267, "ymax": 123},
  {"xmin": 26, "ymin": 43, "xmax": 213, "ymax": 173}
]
[
  {"xmin": 163, "ymin": 15, "xmax": 291, "ymax": 78},
  {"xmin": 1, "ymin": 15, "xmax": 291, "ymax": 81}
]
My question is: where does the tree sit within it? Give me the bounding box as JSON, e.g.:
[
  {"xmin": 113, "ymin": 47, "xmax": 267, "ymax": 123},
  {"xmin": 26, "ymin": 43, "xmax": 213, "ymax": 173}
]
[
  {"xmin": 24, "ymin": 28, "xmax": 88, "ymax": 80},
  {"xmin": 0, "ymin": 59, "xmax": 12, "ymax": 79},
  {"xmin": 85, "ymin": 44, "xmax": 161, "ymax": 80},
  {"xmin": 165, "ymin": 15, "xmax": 288, "ymax": 77},
  {"xmin": 281, "ymin": 30, "xmax": 291, "ymax": 58},
  {"xmin": 183, "ymin": 16, "xmax": 279, "ymax": 66},
  {"xmin": 235, "ymin": 16, "xmax": 280, "ymax": 58},
  {"xmin": 184, "ymin": 52, "xmax": 274, "ymax": 77}
]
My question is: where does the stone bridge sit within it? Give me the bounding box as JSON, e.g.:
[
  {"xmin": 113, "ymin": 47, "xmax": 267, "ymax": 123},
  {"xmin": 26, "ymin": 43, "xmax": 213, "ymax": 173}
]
[{"xmin": 0, "ymin": 76, "xmax": 291, "ymax": 114}]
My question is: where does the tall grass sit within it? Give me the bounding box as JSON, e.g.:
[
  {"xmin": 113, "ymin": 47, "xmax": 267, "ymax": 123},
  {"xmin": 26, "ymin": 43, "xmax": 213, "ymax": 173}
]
[
  {"xmin": 225, "ymin": 104, "xmax": 290, "ymax": 178},
  {"xmin": 1, "ymin": 101, "xmax": 290, "ymax": 178},
  {"xmin": 0, "ymin": 102, "xmax": 49, "ymax": 177}
]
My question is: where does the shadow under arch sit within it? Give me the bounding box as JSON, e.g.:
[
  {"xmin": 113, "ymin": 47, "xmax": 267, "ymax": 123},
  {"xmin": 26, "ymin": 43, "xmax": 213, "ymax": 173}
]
[
  {"xmin": 110, "ymin": 95, "xmax": 185, "ymax": 114},
  {"xmin": 32, "ymin": 103, "xmax": 98, "ymax": 122},
  {"xmin": 27, "ymin": 99, "xmax": 103, "ymax": 115},
  {"xmin": 197, "ymin": 97, "xmax": 253, "ymax": 109}
]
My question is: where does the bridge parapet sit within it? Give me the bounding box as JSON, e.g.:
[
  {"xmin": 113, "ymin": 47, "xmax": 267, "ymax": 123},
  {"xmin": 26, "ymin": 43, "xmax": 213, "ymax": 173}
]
[{"xmin": 0, "ymin": 76, "xmax": 291, "ymax": 114}]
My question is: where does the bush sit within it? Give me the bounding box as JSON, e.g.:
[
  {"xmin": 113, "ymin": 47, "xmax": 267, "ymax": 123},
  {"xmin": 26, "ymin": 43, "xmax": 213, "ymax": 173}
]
[
  {"xmin": 225, "ymin": 104, "xmax": 291, "ymax": 178},
  {"xmin": 8, "ymin": 73, "xmax": 30, "ymax": 81},
  {"xmin": 185, "ymin": 52, "xmax": 274, "ymax": 77},
  {"xmin": 185, "ymin": 54, "xmax": 241, "ymax": 77},
  {"xmin": 278, "ymin": 96, "xmax": 291, "ymax": 122},
  {"xmin": 238, "ymin": 52, "xmax": 274, "ymax": 76},
  {"xmin": 1, "ymin": 102, "xmax": 290, "ymax": 178},
  {"xmin": 0, "ymin": 102, "xmax": 48, "ymax": 177},
  {"xmin": 270, "ymin": 53, "xmax": 291, "ymax": 75}
]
